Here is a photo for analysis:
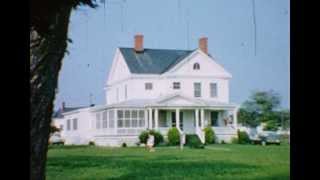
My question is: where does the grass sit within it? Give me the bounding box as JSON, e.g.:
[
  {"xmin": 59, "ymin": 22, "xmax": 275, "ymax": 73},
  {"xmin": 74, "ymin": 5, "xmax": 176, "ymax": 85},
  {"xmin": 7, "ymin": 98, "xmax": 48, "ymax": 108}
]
[{"xmin": 46, "ymin": 144, "xmax": 290, "ymax": 180}]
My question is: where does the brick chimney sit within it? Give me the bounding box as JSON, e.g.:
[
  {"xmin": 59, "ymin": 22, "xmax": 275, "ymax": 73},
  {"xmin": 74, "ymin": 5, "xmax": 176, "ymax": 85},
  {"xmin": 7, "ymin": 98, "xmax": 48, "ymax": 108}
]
[
  {"xmin": 134, "ymin": 34, "xmax": 144, "ymax": 52},
  {"xmin": 199, "ymin": 37, "xmax": 208, "ymax": 54}
]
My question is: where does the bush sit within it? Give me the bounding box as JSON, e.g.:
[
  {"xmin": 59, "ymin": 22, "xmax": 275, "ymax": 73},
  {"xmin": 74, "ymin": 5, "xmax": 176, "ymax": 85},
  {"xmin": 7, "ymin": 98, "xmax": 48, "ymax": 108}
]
[
  {"xmin": 149, "ymin": 130, "xmax": 164, "ymax": 146},
  {"xmin": 237, "ymin": 130, "xmax": 250, "ymax": 144},
  {"xmin": 139, "ymin": 131, "xmax": 149, "ymax": 144},
  {"xmin": 204, "ymin": 126, "xmax": 215, "ymax": 144},
  {"xmin": 88, "ymin": 141, "xmax": 95, "ymax": 146},
  {"xmin": 167, "ymin": 127, "xmax": 180, "ymax": 145},
  {"xmin": 231, "ymin": 137, "xmax": 238, "ymax": 144},
  {"xmin": 221, "ymin": 140, "xmax": 226, "ymax": 144},
  {"xmin": 122, "ymin": 142, "xmax": 127, "ymax": 148},
  {"xmin": 186, "ymin": 135, "xmax": 204, "ymax": 149}
]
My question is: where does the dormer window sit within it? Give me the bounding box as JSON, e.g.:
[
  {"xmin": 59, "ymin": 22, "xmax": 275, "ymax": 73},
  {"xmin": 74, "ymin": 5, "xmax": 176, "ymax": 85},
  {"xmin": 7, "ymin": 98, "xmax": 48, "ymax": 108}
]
[{"xmin": 193, "ymin": 63, "xmax": 200, "ymax": 70}]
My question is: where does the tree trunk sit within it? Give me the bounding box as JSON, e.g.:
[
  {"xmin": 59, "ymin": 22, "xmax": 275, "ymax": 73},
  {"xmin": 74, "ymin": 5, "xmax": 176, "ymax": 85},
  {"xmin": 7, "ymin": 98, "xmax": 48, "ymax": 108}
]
[{"xmin": 30, "ymin": 4, "xmax": 72, "ymax": 180}]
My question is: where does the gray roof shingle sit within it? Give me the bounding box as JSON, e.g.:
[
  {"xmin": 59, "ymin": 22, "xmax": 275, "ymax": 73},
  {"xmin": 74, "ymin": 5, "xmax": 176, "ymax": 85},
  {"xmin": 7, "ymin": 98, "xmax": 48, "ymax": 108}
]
[{"xmin": 119, "ymin": 47, "xmax": 194, "ymax": 74}]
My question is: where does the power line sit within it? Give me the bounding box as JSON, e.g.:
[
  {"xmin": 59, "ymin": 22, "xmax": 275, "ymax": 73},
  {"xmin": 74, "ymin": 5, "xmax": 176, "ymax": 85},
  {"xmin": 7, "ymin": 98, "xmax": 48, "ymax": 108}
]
[{"xmin": 251, "ymin": 0, "xmax": 257, "ymax": 56}]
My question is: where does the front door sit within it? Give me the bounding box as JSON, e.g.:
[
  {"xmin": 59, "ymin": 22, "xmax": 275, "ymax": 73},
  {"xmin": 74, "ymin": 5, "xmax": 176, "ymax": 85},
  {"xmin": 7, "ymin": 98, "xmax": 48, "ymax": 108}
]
[
  {"xmin": 171, "ymin": 112, "xmax": 183, "ymax": 130},
  {"xmin": 211, "ymin": 111, "xmax": 219, "ymax": 126}
]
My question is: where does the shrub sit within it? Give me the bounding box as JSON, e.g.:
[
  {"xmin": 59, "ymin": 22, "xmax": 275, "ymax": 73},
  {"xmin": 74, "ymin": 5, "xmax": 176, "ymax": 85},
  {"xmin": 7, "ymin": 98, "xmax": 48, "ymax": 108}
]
[
  {"xmin": 231, "ymin": 137, "xmax": 239, "ymax": 144},
  {"xmin": 167, "ymin": 127, "xmax": 180, "ymax": 145},
  {"xmin": 149, "ymin": 130, "xmax": 164, "ymax": 146},
  {"xmin": 139, "ymin": 131, "xmax": 149, "ymax": 144},
  {"xmin": 221, "ymin": 140, "xmax": 226, "ymax": 144},
  {"xmin": 139, "ymin": 130, "xmax": 164, "ymax": 147},
  {"xmin": 237, "ymin": 130, "xmax": 250, "ymax": 144},
  {"xmin": 122, "ymin": 142, "xmax": 127, "ymax": 148},
  {"xmin": 88, "ymin": 141, "xmax": 95, "ymax": 146},
  {"xmin": 204, "ymin": 126, "xmax": 215, "ymax": 144},
  {"xmin": 186, "ymin": 135, "xmax": 204, "ymax": 149}
]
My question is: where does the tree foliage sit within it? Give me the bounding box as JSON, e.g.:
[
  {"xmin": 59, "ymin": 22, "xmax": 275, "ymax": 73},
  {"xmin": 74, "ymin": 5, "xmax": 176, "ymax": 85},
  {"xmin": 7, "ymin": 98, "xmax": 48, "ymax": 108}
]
[
  {"xmin": 238, "ymin": 90, "xmax": 288, "ymax": 130},
  {"xmin": 30, "ymin": 1, "xmax": 97, "ymax": 179}
]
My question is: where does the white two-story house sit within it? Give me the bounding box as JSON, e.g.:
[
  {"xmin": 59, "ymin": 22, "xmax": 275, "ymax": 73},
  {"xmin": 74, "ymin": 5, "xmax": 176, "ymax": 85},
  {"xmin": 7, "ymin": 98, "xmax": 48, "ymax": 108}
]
[{"xmin": 53, "ymin": 34, "xmax": 239, "ymax": 146}]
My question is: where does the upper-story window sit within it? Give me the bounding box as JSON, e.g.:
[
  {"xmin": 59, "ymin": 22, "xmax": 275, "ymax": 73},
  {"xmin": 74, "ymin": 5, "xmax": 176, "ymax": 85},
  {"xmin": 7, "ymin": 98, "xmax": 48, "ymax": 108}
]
[
  {"xmin": 210, "ymin": 83, "xmax": 218, "ymax": 97},
  {"xmin": 145, "ymin": 83, "xmax": 153, "ymax": 90},
  {"xmin": 173, "ymin": 82, "xmax": 181, "ymax": 89},
  {"xmin": 194, "ymin": 82, "xmax": 201, "ymax": 97},
  {"xmin": 193, "ymin": 63, "xmax": 200, "ymax": 70},
  {"xmin": 125, "ymin": 84, "xmax": 128, "ymax": 100}
]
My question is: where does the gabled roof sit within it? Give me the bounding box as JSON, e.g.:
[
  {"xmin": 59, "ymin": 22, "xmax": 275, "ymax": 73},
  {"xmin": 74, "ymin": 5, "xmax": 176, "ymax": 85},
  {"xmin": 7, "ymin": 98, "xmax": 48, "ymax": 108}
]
[{"xmin": 119, "ymin": 47, "xmax": 194, "ymax": 74}]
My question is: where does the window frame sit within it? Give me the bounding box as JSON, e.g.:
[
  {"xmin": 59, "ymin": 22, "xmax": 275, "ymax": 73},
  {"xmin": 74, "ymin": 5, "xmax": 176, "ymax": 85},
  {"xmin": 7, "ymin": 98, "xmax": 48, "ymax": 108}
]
[
  {"xmin": 145, "ymin": 82, "xmax": 153, "ymax": 90},
  {"xmin": 67, "ymin": 119, "xmax": 71, "ymax": 131},
  {"xmin": 193, "ymin": 63, "xmax": 200, "ymax": 70},
  {"xmin": 173, "ymin": 82, "xmax": 181, "ymax": 90},
  {"xmin": 210, "ymin": 83, "xmax": 218, "ymax": 98},
  {"xmin": 194, "ymin": 82, "xmax": 201, "ymax": 97},
  {"xmin": 73, "ymin": 118, "xmax": 78, "ymax": 130}
]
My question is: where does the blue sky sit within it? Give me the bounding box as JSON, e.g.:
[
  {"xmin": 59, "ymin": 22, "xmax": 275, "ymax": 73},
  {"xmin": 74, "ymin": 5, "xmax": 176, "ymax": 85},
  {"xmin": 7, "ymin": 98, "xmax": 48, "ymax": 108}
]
[{"xmin": 54, "ymin": 0, "xmax": 290, "ymax": 110}]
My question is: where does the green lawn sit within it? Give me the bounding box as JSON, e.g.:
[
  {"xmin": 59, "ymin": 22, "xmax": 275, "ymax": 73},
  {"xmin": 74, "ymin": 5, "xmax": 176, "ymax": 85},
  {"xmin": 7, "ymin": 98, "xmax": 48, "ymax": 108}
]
[{"xmin": 46, "ymin": 144, "xmax": 290, "ymax": 180}]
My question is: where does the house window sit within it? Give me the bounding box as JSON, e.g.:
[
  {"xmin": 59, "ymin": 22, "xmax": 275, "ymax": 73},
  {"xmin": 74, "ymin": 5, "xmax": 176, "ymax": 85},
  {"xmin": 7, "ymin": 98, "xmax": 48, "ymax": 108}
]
[
  {"xmin": 145, "ymin": 83, "xmax": 153, "ymax": 90},
  {"xmin": 102, "ymin": 111, "xmax": 108, "ymax": 129},
  {"xmin": 171, "ymin": 112, "xmax": 176, "ymax": 127},
  {"xmin": 67, "ymin": 119, "xmax": 71, "ymax": 131},
  {"xmin": 179, "ymin": 112, "xmax": 183, "ymax": 130},
  {"xmin": 210, "ymin": 83, "xmax": 218, "ymax": 97},
  {"xmin": 73, "ymin": 118, "xmax": 78, "ymax": 130},
  {"xmin": 131, "ymin": 110, "xmax": 138, "ymax": 128},
  {"xmin": 193, "ymin": 63, "xmax": 200, "ymax": 70},
  {"xmin": 96, "ymin": 113, "xmax": 101, "ymax": 129},
  {"xmin": 117, "ymin": 110, "xmax": 145, "ymax": 128},
  {"xmin": 173, "ymin": 82, "xmax": 181, "ymax": 89},
  {"xmin": 108, "ymin": 110, "xmax": 114, "ymax": 128},
  {"xmin": 125, "ymin": 84, "xmax": 127, "ymax": 100},
  {"xmin": 194, "ymin": 82, "xmax": 201, "ymax": 97},
  {"xmin": 117, "ymin": 110, "xmax": 124, "ymax": 128},
  {"xmin": 138, "ymin": 110, "xmax": 145, "ymax": 127},
  {"xmin": 124, "ymin": 110, "xmax": 131, "ymax": 128}
]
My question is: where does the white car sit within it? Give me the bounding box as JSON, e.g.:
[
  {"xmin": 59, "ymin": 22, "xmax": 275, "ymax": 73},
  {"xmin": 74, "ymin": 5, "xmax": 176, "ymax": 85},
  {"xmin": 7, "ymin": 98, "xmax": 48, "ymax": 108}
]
[{"xmin": 49, "ymin": 133, "xmax": 65, "ymax": 145}]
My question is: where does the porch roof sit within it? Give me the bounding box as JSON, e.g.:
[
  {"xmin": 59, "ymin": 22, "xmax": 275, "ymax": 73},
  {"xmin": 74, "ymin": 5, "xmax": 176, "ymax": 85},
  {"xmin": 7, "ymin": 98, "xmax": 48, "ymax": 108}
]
[{"xmin": 90, "ymin": 94, "xmax": 238, "ymax": 112}]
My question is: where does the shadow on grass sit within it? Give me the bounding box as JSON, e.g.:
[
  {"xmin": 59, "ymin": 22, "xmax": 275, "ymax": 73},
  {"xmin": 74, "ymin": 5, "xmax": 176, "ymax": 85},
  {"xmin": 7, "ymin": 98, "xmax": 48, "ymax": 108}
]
[{"xmin": 47, "ymin": 154, "xmax": 267, "ymax": 179}]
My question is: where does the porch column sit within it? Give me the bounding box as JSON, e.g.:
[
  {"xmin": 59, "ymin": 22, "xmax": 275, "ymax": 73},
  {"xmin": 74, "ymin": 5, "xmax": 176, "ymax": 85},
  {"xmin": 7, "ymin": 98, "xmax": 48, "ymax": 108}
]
[
  {"xmin": 233, "ymin": 107, "xmax": 238, "ymax": 128},
  {"xmin": 200, "ymin": 109, "xmax": 205, "ymax": 129},
  {"xmin": 195, "ymin": 109, "xmax": 199, "ymax": 128},
  {"xmin": 149, "ymin": 108, "xmax": 153, "ymax": 129},
  {"xmin": 176, "ymin": 109, "xmax": 180, "ymax": 130},
  {"xmin": 155, "ymin": 108, "xmax": 159, "ymax": 130}
]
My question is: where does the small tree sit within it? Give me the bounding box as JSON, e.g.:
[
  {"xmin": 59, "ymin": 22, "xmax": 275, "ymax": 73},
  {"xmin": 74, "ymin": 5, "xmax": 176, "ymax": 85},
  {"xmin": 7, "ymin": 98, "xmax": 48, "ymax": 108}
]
[
  {"xmin": 237, "ymin": 130, "xmax": 250, "ymax": 144},
  {"xmin": 138, "ymin": 131, "xmax": 149, "ymax": 144},
  {"xmin": 149, "ymin": 130, "xmax": 164, "ymax": 146},
  {"xmin": 167, "ymin": 127, "xmax": 180, "ymax": 145},
  {"xmin": 238, "ymin": 90, "xmax": 282, "ymax": 129},
  {"xmin": 204, "ymin": 126, "xmax": 215, "ymax": 144}
]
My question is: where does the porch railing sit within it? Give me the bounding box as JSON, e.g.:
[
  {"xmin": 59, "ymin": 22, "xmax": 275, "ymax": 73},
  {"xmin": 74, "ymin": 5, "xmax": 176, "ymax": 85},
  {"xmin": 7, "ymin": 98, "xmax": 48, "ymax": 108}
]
[{"xmin": 196, "ymin": 127, "xmax": 205, "ymax": 143}]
